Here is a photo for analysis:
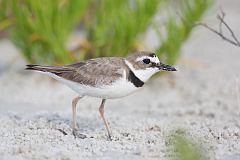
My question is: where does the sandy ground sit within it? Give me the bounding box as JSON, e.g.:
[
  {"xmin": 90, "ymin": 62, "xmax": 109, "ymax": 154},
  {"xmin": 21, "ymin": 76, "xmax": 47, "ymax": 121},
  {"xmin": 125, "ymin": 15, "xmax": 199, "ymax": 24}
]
[{"xmin": 0, "ymin": 0, "xmax": 240, "ymax": 159}]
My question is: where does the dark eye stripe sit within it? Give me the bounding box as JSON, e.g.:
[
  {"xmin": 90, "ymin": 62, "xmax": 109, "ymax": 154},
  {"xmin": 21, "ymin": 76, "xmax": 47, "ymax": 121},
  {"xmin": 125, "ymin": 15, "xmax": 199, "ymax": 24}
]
[{"xmin": 151, "ymin": 62, "xmax": 157, "ymax": 67}]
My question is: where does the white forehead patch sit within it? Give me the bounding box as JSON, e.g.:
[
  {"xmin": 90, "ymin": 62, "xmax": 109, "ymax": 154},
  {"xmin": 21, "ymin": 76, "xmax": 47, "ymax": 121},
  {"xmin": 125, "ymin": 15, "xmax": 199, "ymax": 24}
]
[{"xmin": 136, "ymin": 56, "xmax": 160, "ymax": 64}]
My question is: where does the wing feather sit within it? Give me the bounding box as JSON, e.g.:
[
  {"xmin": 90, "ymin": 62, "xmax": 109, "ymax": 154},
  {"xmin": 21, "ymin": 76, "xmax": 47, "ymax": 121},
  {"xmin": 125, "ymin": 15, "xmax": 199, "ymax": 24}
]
[{"xmin": 56, "ymin": 57, "xmax": 126, "ymax": 86}]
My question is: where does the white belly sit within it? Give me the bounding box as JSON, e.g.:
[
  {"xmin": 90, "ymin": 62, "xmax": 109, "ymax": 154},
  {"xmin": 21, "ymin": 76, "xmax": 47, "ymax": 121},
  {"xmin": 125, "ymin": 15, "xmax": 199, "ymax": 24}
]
[{"xmin": 45, "ymin": 72, "xmax": 140, "ymax": 99}]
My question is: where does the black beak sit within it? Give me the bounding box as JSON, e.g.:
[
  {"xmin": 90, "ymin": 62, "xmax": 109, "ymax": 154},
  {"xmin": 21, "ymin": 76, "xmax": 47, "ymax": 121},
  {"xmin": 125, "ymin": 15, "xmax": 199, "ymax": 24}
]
[{"xmin": 158, "ymin": 63, "xmax": 177, "ymax": 71}]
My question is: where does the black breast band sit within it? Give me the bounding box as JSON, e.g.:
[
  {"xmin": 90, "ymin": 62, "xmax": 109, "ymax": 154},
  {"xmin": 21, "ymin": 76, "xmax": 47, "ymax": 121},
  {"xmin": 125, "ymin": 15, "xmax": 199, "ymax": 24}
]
[{"xmin": 128, "ymin": 70, "xmax": 144, "ymax": 87}]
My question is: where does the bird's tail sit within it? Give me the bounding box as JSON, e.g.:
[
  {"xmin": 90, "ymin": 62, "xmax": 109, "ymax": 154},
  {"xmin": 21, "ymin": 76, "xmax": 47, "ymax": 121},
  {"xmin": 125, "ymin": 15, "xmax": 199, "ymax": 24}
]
[
  {"xmin": 25, "ymin": 64, "xmax": 73, "ymax": 76},
  {"xmin": 25, "ymin": 64, "xmax": 52, "ymax": 72}
]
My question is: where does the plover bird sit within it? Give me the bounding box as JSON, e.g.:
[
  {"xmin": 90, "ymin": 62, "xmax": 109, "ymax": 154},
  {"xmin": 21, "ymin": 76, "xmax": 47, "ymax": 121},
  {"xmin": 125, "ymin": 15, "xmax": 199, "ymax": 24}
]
[{"xmin": 26, "ymin": 51, "xmax": 176, "ymax": 140}]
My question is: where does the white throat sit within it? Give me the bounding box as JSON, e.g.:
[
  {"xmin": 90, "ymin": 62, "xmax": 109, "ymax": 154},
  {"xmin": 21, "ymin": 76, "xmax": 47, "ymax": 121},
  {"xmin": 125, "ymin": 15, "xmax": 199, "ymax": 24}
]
[{"xmin": 124, "ymin": 60, "xmax": 159, "ymax": 82}]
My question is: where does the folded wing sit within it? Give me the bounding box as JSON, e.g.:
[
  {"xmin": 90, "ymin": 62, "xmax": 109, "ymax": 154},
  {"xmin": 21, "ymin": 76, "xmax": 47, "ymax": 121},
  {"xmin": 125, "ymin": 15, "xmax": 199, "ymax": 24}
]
[{"xmin": 26, "ymin": 57, "xmax": 125, "ymax": 86}]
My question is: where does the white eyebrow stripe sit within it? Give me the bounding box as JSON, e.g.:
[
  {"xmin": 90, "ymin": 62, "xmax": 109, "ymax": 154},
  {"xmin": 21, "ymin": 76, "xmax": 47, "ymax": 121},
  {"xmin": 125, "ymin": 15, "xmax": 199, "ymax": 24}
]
[
  {"xmin": 136, "ymin": 56, "xmax": 148, "ymax": 61},
  {"xmin": 136, "ymin": 56, "xmax": 160, "ymax": 63}
]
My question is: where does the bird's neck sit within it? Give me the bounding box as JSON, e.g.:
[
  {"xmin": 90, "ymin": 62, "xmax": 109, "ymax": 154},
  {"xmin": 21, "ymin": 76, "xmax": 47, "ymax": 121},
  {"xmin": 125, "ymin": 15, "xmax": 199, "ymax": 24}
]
[{"xmin": 124, "ymin": 60, "xmax": 144, "ymax": 87}]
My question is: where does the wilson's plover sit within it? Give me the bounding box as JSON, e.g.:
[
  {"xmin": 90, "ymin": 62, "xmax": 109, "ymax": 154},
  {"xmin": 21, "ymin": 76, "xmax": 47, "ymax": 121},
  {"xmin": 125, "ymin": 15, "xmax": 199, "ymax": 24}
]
[{"xmin": 26, "ymin": 51, "xmax": 176, "ymax": 140}]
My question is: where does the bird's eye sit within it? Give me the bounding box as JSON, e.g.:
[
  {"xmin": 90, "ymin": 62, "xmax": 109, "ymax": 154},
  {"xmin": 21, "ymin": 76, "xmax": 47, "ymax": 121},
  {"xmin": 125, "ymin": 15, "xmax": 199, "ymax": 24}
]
[{"xmin": 142, "ymin": 58, "xmax": 151, "ymax": 64}]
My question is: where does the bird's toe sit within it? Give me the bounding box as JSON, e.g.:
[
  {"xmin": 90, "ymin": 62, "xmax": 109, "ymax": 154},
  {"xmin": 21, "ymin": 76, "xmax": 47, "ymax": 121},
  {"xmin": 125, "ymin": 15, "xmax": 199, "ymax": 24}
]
[
  {"xmin": 107, "ymin": 134, "xmax": 112, "ymax": 141},
  {"xmin": 72, "ymin": 129, "xmax": 87, "ymax": 139}
]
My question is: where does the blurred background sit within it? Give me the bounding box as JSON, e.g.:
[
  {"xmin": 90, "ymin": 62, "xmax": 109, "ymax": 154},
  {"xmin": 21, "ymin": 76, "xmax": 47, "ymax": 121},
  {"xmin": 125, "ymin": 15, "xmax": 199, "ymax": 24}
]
[
  {"xmin": 0, "ymin": 0, "xmax": 240, "ymax": 160},
  {"xmin": 0, "ymin": 0, "xmax": 212, "ymax": 65}
]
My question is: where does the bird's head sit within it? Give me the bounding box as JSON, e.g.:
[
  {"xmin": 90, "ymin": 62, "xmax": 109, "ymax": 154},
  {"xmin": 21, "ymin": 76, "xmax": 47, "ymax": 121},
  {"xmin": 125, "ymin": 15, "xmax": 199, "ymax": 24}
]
[{"xmin": 125, "ymin": 51, "xmax": 177, "ymax": 82}]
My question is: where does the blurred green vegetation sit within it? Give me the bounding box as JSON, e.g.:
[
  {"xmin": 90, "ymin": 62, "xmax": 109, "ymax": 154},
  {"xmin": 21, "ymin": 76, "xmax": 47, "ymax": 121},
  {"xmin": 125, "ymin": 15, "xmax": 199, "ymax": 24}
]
[
  {"xmin": 0, "ymin": 1, "xmax": 11, "ymax": 33},
  {"xmin": 168, "ymin": 129, "xmax": 207, "ymax": 160},
  {"xmin": 86, "ymin": 0, "xmax": 162, "ymax": 58},
  {"xmin": 157, "ymin": 0, "xmax": 213, "ymax": 64},
  {"xmin": 0, "ymin": 0, "xmax": 212, "ymax": 65},
  {"xmin": 8, "ymin": 0, "xmax": 90, "ymax": 64}
]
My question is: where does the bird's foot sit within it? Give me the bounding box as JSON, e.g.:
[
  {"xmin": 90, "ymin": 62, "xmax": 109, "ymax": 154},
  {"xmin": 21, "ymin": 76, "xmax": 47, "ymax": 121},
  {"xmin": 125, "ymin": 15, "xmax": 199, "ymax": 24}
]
[
  {"xmin": 107, "ymin": 134, "xmax": 112, "ymax": 141},
  {"xmin": 72, "ymin": 129, "xmax": 87, "ymax": 139}
]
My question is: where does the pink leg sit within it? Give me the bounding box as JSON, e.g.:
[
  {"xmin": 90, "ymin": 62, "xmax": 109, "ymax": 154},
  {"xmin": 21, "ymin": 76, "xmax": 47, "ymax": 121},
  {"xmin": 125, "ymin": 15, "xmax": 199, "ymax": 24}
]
[
  {"xmin": 72, "ymin": 96, "xmax": 86, "ymax": 139},
  {"xmin": 99, "ymin": 99, "xmax": 111, "ymax": 140}
]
